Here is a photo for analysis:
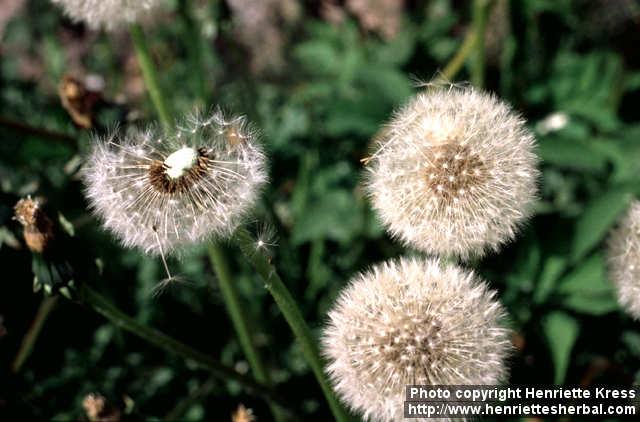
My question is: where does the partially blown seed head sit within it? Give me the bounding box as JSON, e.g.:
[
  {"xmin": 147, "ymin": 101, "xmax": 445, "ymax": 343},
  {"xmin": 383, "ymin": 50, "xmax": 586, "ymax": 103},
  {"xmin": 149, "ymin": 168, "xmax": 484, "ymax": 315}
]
[
  {"xmin": 82, "ymin": 110, "xmax": 267, "ymax": 255},
  {"xmin": 366, "ymin": 85, "xmax": 538, "ymax": 260},
  {"xmin": 607, "ymin": 201, "xmax": 640, "ymax": 319},
  {"xmin": 322, "ymin": 257, "xmax": 512, "ymax": 422},
  {"xmin": 51, "ymin": 0, "xmax": 162, "ymax": 30}
]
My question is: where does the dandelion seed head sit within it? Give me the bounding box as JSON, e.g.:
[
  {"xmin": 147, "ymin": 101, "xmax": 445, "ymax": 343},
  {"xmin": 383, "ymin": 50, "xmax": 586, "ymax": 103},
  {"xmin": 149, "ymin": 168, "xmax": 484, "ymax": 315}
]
[
  {"xmin": 366, "ymin": 86, "xmax": 538, "ymax": 260},
  {"xmin": 322, "ymin": 257, "xmax": 512, "ymax": 422},
  {"xmin": 607, "ymin": 201, "xmax": 640, "ymax": 319},
  {"xmin": 82, "ymin": 110, "xmax": 267, "ymax": 256},
  {"xmin": 51, "ymin": 0, "xmax": 163, "ymax": 30}
]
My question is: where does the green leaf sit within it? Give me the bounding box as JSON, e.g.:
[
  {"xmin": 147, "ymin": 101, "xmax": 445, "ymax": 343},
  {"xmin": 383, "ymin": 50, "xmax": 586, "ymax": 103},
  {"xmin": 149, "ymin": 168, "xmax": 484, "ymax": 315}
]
[
  {"xmin": 537, "ymin": 136, "xmax": 607, "ymax": 172},
  {"xmin": 571, "ymin": 189, "xmax": 633, "ymax": 262},
  {"xmin": 533, "ymin": 255, "xmax": 566, "ymax": 304},
  {"xmin": 543, "ymin": 311, "xmax": 580, "ymax": 384},
  {"xmin": 557, "ymin": 254, "xmax": 618, "ymax": 315},
  {"xmin": 291, "ymin": 190, "xmax": 363, "ymax": 244}
]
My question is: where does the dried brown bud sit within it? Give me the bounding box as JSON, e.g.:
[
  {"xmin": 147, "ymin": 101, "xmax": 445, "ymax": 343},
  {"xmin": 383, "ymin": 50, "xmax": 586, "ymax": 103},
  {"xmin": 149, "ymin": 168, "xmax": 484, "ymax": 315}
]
[
  {"xmin": 232, "ymin": 404, "xmax": 256, "ymax": 422},
  {"xmin": 82, "ymin": 393, "xmax": 121, "ymax": 422},
  {"xmin": 58, "ymin": 75, "xmax": 101, "ymax": 129},
  {"xmin": 14, "ymin": 197, "xmax": 55, "ymax": 254}
]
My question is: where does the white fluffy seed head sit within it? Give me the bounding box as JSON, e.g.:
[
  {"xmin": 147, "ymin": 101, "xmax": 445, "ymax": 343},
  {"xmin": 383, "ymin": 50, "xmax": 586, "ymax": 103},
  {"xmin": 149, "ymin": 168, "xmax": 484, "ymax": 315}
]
[
  {"xmin": 51, "ymin": 0, "xmax": 162, "ymax": 30},
  {"xmin": 607, "ymin": 201, "xmax": 640, "ymax": 319},
  {"xmin": 366, "ymin": 85, "xmax": 539, "ymax": 260},
  {"xmin": 82, "ymin": 110, "xmax": 267, "ymax": 256},
  {"xmin": 322, "ymin": 257, "xmax": 512, "ymax": 422}
]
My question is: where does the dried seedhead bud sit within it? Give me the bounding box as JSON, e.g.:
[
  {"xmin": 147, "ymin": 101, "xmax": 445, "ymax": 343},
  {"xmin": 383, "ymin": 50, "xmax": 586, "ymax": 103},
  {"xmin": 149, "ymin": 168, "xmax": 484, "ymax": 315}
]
[
  {"xmin": 607, "ymin": 201, "xmax": 640, "ymax": 319},
  {"xmin": 14, "ymin": 197, "xmax": 55, "ymax": 254},
  {"xmin": 322, "ymin": 257, "xmax": 512, "ymax": 422},
  {"xmin": 58, "ymin": 75, "xmax": 102, "ymax": 128},
  {"xmin": 232, "ymin": 404, "xmax": 256, "ymax": 422},
  {"xmin": 83, "ymin": 393, "xmax": 121, "ymax": 422},
  {"xmin": 50, "ymin": 0, "xmax": 162, "ymax": 30},
  {"xmin": 366, "ymin": 85, "xmax": 538, "ymax": 260},
  {"xmin": 82, "ymin": 110, "xmax": 268, "ymax": 256}
]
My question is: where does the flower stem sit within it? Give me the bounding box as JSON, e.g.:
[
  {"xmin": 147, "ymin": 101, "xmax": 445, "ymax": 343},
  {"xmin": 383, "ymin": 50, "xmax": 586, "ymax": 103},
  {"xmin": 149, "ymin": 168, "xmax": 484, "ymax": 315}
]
[
  {"xmin": 77, "ymin": 283, "xmax": 285, "ymax": 407},
  {"xmin": 207, "ymin": 243, "xmax": 288, "ymax": 422},
  {"xmin": 11, "ymin": 296, "xmax": 58, "ymax": 373},
  {"xmin": 440, "ymin": 29, "xmax": 477, "ymax": 83},
  {"xmin": 470, "ymin": 0, "xmax": 491, "ymax": 88},
  {"xmin": 129, "ymin": 23, "xmax": 173, "ymax": 129},
  {"xmin": 233, "ymin": 227, "xmax": 351, "ymax": 422}
]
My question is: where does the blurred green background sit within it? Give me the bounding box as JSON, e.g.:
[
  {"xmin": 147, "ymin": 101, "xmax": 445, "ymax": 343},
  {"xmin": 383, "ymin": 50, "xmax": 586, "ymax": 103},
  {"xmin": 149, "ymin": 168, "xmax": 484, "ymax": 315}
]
[{"xmin": 2, "ymin": 0, "xmax": 640, "ymax": 420}]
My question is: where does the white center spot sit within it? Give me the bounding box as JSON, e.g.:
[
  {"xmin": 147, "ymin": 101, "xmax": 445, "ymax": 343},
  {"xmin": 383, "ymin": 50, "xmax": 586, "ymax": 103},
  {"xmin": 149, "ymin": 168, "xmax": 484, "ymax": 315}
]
[{"xmin": 164, "ymin": 147, "xmax": 198, "ymax": 179}]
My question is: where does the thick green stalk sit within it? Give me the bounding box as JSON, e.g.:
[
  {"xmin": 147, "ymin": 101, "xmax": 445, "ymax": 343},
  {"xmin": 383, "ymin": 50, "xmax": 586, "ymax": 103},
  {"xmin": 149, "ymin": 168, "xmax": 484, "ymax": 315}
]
[
  {"xmin": 470, "ymin": 0, "xmax": 491, "ymax": 88},
  {"xmin": 129, "ymin": 24, "xmax": 173, "ymax": 128},
  {"xmin": 77, "ymin": 284, "xmax": 285, "ymax": 406},
  {"xmin": 233, "ymin": 227, "xmax": 351, "ymax": 422},
  {"xmin": 207, "ymin": 244, "xmax": 288, "ymax": 422},
  {"xmin": 11, "ymin": 296, "xmax": 58, "ymax": 373}
]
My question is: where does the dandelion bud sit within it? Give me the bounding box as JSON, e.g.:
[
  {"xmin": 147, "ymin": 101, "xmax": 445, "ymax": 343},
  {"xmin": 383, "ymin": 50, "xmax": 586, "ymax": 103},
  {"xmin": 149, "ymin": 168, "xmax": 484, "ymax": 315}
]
[
  {"xmin": 322, "ymin": 257, "xmax": 512, "ymax": 422},
  {"xmin": 82, "ymin": 110, "xmax": 267, "ymax": 256},
  {"xmin": 607, "ymin": 201, "xmax": 640, "ymax": 319},
  {"xmin": 366, "ymin": 86, "xmax": 538, "ymax": 259},
  {"xmin": 14, "ymin": 197, "xmax": 55, "ymax": 254},
  {"xmin": 50, "ymin": 0, "xmax": 162, "ymax": 30}
]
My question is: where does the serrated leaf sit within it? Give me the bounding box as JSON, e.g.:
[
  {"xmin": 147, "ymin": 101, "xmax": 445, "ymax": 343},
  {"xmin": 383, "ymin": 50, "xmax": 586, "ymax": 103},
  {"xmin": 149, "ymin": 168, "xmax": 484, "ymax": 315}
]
[
  {"xmin": 571, "ymin": 189, "xmax": 632, "ymax": 262},
  {"xmin": 543, "ymin": 311, "xmax": 579, "ymax": 384}
]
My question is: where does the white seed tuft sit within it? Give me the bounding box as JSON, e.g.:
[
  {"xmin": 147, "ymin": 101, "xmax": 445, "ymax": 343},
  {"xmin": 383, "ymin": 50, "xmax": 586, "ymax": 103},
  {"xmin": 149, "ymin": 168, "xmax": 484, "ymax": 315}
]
[
  {"xmin": 51, "ymin": 0, "xmax": 163, "ymax": 30},
  {"xmin": 366, "ymin": 85, "xmax": 539, "ymax": 260},
  {"xmin": 607, "ymin": 201, "xmax": 640, "ymax": 319},
  {"xmin": 81, "ymin": 110, "xmax": 267, "ymax": 256},
  {"xmin": 322, "ymin": 257, "xmax": 512, "ymax": 422}
]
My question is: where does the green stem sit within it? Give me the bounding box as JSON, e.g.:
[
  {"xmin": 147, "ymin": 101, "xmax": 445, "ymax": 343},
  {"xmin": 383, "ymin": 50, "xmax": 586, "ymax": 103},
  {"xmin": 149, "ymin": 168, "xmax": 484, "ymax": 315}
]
[
  {"xmin": 233, "ymin": 227, "xmax": 351, "ymax": 422},
  {"xmin": 0, "ymin": 117, "xmax": 76, "ymax": 145},
  {"xmin": 11, "ymin": 296, "xmax": 58, "ymax": 373},
  {"xmin": 163, "ymin": 378, "xmax": 217, "ymax": 421},
  {"xmin": 179, "ymin": 0, "xmax": 208, "ymax": 104},
  {"xmin": 470, "ymin": 0, "xmax": 491, "ymax": 88},
  {"xmin": 439, "ymin": 29, "xmax": 477, "ymax": 83},
  {"xmin": 77, "ymin": 284, "xmax": 285, "ymax": 407},
  {"xmin": 129, "ymin": 24, "xmax": 173, "ymax": 128},
  {"xmin": 207, "ymin": 244, "xmax": 288, "ymax": 422}
]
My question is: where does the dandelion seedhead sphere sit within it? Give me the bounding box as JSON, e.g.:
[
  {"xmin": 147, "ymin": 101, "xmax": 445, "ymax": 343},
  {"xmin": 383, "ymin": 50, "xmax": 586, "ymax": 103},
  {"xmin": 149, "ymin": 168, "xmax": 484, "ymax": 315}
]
[
  {"xmin": 366, "ymin": 86, "xmax": 538, "ymax": 259},
  {"xmin": 607, "ymin": 201, "xmax": 640, "ymax": 319},
  {"xmin": 322, "ymin": 257, "xmax": 511, "ymax": 422},
  {"xmin": 82, "ymin": 111, "xmax": 267, "ymax": 256},
  {"xmin": 51, "ymin": 0, "xmax": 162, "ymax": 30}
]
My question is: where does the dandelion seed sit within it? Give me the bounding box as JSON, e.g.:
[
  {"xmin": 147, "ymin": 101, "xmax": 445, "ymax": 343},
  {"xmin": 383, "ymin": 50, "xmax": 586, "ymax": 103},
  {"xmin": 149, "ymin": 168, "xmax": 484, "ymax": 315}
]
[
  {"xmin": 82, "ymin": 110, "xmax": 268, "ymax": 256},
  {"xmin": 607, "ymin": 201, "xmax": 640, "ymax": 319},
  {"xmin": 150, "ymin": 275, "xmax": 191, "ymax": 298},
  {"xmin": 322, "ymin": 257, "xmax": 512, "ymax": 422},
  {"xmin": 50, "ymin": 0, "xmax": 163, "ymax": 30},
  {"xmin": 253, "ymin": 222, "xmax": 278, "ymax": 258},
  {"xmin": 366, "ymin": 85, "xmax": 539, "ymax": 260}
]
